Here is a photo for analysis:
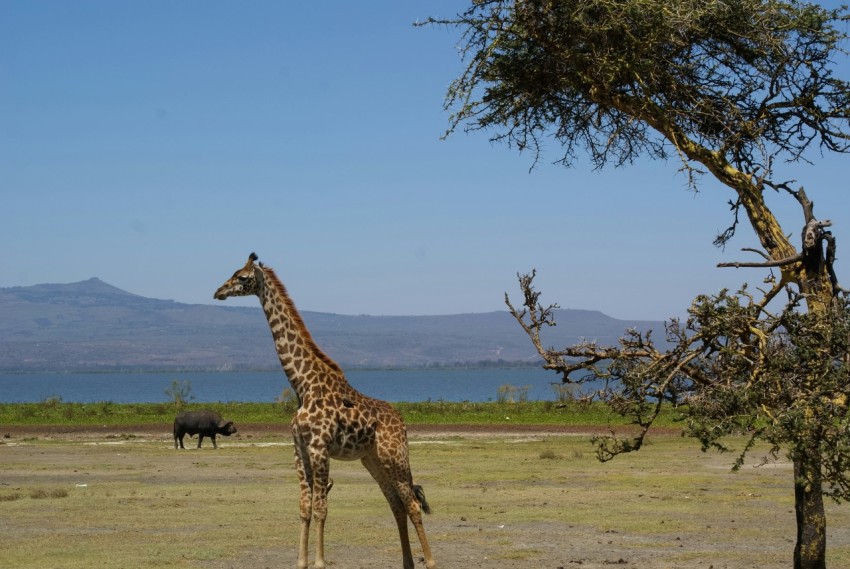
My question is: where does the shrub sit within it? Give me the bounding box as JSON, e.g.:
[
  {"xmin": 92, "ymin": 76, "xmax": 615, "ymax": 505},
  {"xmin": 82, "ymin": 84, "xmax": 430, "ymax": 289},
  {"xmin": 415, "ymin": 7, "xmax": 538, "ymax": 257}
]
[{"xmin": 164, "ymin": 380, "xmax": 194, "ymax": 407}]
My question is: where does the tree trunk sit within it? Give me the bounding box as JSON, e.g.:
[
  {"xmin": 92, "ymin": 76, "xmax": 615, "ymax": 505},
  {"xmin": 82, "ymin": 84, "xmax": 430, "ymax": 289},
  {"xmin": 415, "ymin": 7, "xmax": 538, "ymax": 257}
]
[{"xmin": 794, "ymin": 457, "xmax": 827, "ymax": 569}]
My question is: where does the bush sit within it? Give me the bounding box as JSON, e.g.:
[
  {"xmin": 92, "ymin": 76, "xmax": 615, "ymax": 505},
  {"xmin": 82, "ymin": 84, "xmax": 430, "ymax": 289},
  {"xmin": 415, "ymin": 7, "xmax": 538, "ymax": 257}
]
[{"xmin": 164, "ymin": 380, "xmax": 194, "ymax": 407}]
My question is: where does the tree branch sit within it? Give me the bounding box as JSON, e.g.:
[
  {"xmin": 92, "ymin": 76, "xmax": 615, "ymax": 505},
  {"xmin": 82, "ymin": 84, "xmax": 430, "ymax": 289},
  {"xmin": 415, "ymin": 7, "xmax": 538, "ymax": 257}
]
[{"xmin": 718, "ymin": 253, "xmax": 804, "ymax": 269}]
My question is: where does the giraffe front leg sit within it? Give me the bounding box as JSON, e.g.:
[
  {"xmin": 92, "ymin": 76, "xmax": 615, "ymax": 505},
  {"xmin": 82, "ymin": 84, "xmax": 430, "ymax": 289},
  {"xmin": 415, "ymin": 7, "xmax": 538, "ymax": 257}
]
[
  {"xmin": 298, "ymin": 515, "xmax": 311, "ymax": 569},
  {"xmin": 309, "ymin": 448, "xmax": 332, "ymax": 569},
  {"xmin": 293, "ymin": 437, "xmax": 313, "ymax": 569}
]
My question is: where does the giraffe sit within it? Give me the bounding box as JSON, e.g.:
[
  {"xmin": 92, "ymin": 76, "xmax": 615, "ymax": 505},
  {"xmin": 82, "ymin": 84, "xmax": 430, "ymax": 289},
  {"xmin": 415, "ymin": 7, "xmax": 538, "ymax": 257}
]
[{"xmin": 214, "ymin": 253, "xmax": 436, "ymax": 569}]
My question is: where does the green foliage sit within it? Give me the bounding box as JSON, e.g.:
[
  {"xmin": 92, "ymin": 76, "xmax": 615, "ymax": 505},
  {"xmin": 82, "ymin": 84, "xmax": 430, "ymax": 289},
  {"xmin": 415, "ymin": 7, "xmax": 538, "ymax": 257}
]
[
  {"xmin": 508, "ymin": 272, "xmax": 850, "ymax": 499},
  {"xmin": 428, "ymin": 0, "xmax": 850, "ymax": 189},
  {"xmin": 684, "ymin": 295, "xmax": 850, "ymax": 500}
]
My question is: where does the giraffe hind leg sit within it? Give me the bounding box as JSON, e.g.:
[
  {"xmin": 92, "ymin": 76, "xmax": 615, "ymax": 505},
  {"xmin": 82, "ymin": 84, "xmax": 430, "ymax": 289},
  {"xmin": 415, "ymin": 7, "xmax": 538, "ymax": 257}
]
[
  {"xmin": 403, "ymin": 481, "xmax": 436, "ymax": 569},
  {"xmin": 362, "ymin": 456, "xmax": 435, "ymax": 569},
  {"xmin": 361, "ymin": 457, "xmax": 414, "ymax": 569}
]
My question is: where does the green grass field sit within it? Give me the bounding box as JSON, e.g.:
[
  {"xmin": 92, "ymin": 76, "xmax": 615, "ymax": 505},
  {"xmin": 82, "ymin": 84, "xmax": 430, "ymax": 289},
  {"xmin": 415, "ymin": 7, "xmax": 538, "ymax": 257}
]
[
  {"xmin": 2, "ymin": 400, "xmax": 848, "ymax": 568},
  {"xmin": 2, "ymin": 428, "xmax": 849, "ymax": 569}
]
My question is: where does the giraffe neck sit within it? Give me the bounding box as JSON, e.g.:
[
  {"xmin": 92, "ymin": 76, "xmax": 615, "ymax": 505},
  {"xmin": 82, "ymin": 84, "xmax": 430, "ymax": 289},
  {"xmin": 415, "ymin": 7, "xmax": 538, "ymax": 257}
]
[{"xmin": 257, "ymin": 266, "xmax": 348, "ymax": 402}]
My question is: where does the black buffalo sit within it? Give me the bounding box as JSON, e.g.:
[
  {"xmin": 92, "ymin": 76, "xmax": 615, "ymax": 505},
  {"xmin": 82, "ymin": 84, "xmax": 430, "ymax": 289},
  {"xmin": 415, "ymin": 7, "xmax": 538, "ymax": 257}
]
[{"xmin": 173, "ymin": 410, "xmax": 237, "ymax": 449}]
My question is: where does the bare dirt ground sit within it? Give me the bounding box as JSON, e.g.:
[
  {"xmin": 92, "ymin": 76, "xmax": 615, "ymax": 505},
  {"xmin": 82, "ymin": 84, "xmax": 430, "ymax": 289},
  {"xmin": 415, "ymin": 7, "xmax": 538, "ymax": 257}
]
[{"xmin": 2, "ymin": 424, "xmax": 849, "ymax": 569}]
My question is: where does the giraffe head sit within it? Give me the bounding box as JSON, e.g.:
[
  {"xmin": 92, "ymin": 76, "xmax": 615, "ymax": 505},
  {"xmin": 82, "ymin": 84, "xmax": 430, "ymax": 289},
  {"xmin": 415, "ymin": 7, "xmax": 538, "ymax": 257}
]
[{"xmin": 213, "ymin": 253, "xmax": 264, "ymax": 300}]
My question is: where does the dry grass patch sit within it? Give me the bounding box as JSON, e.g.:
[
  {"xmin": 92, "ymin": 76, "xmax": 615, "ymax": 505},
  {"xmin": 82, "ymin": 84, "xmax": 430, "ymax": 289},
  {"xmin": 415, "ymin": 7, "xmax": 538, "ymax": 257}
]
[{"xmin": 0, "ymin": 432, "xmax": 848, "ymax": 568}]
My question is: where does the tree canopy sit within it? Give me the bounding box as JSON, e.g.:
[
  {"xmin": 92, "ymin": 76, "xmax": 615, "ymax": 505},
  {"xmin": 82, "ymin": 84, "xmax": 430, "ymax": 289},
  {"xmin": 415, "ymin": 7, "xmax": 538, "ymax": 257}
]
[
  {"xmin": 439, "ymin": 0, "xmax": 849, "ymax": 174},
  {"xmin": 431, "ymin": 0, "xmax": 850, "ymax": 287}
]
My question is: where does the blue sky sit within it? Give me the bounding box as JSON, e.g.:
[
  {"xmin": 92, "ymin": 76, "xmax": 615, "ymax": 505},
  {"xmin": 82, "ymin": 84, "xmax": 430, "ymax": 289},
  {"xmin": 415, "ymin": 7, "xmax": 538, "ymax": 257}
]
[{"xmin": 2, "ymin": 1, "xmax": 848, "ymax": 320}]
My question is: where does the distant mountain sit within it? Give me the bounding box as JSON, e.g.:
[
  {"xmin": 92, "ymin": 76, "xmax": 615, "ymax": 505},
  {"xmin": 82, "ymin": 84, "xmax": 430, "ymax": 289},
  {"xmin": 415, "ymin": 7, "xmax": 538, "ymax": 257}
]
[{"xmin": 0, "ymin": 278, "xmax": 665, "ymax": 372}]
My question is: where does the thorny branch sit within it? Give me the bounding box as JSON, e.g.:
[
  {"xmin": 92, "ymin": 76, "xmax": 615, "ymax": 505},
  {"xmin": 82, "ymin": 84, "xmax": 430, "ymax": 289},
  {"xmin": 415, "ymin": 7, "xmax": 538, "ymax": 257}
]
[{"xmin": 507, "ymin": 270, "xmax": 850, "ymax": 490}]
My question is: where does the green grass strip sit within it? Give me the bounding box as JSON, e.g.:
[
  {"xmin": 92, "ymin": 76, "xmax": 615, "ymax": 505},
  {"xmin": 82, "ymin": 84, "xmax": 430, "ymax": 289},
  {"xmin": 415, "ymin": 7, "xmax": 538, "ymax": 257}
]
[{"xmin": 0, "ymin": 400, "xmax": 682, "ymax": 428}]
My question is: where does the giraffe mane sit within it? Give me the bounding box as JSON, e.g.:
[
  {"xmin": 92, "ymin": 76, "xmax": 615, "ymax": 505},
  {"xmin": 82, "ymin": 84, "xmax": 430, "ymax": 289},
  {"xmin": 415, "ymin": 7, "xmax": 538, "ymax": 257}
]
[{"xmin": 260, "ymin": 264, "xmax": 343, "ymax": 374}]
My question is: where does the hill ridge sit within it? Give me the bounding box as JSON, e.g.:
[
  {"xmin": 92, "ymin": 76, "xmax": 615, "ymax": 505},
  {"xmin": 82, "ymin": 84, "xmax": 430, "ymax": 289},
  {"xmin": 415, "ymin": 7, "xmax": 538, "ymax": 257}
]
[{"xmin": 0, "ymin": 279, "xmax": 663, "ymax": 372}]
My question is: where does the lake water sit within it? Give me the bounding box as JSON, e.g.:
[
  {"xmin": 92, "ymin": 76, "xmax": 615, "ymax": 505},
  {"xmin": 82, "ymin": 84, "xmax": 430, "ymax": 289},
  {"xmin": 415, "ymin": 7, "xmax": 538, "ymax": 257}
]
[{"xmin": 0, "ymin": 368, "xmax": 572, "ymax": 404}]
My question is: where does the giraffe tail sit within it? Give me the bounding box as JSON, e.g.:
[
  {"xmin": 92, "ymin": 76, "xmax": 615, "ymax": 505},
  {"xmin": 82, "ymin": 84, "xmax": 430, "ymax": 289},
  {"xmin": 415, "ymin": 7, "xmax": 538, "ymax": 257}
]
[{"xmin": 413, "ymin": 484, "xmax": 432, "ymax": 515}]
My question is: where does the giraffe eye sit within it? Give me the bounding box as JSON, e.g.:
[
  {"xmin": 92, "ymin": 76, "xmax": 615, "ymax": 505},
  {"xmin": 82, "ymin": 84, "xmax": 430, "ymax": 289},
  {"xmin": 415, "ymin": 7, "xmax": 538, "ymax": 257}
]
[{"xmin": 237, "ymin": 275, "xmax": 249, "ymax": 283}]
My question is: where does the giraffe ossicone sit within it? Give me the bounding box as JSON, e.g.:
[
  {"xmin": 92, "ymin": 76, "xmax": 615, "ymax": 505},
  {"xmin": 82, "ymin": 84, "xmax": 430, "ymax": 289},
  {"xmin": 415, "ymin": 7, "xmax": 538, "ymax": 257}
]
[{"xmin": 214, "ymin": 253, "xmax": 436, "ymax": 569}]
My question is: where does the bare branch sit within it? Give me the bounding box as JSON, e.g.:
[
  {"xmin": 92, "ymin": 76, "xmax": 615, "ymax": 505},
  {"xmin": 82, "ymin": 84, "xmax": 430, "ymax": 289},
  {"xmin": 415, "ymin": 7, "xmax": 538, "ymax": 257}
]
[{"xmin": 718, "ymin": 254, "xmax": 804, "ymax": 269}]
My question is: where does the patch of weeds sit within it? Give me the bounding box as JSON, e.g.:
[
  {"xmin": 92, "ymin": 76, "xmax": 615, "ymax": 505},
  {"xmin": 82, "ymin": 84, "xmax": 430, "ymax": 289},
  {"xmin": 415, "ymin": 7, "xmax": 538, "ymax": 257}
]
[
  {"xmin": 105, "ymin": 433, "xmax": 137, "ymax": 440},
  {"xmin": 0, "ymin": 492, "xmax": 23, "ymax": 502},
  {"xmin": 539, "ymin": 449, "xmax": 562, "ymax": 460},
  {"xmin": 40, "ymin": 395, "xmax": 63, "ymax": 409},
  {"xmin": 495, "ymin": 549, "xmax": 543, "ymax": 560},
  {"xmin": 30, "ymin": 488, "xmax": 69, "ymax": 500},
  {"xmin": 14, "ymin": 405, "xmax": 37, "ymax": 419}
]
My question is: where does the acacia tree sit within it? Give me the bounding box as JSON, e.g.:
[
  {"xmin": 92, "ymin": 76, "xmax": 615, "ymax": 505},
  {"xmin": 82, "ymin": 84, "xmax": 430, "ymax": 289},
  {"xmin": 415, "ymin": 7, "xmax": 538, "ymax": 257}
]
[{"xmin": 424, "ymin": 1, "xmax": 850, "ymax": 567}]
